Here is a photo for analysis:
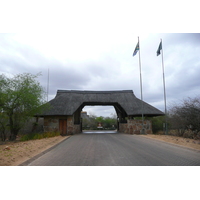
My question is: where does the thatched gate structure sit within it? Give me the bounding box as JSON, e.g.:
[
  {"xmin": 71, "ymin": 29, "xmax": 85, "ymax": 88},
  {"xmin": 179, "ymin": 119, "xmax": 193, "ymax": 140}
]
[{"xmin": 37, "ymin": 90, "xmax": 164, "ymax": 135}]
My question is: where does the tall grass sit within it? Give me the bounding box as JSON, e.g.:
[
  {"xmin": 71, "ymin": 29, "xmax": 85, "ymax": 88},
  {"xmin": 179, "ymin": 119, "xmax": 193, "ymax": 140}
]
[{"xmin": 20, "ymin": 131, "xmax": 60, "ymax": 141}]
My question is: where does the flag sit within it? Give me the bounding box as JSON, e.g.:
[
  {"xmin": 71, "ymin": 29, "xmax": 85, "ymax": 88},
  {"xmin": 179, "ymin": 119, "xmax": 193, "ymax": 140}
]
[
  {"xmin": 133, "ymin": 42, "xmax": 139, "ymax": 56},
  {"xmin": 157, "ymin": 41, "xmax": 162, "ymax": 56}
]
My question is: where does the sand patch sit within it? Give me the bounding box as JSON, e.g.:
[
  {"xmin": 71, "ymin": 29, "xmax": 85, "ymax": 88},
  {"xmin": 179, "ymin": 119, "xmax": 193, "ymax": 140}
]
[{"xmin": 0, "ymin": 136, "xmax": 69, "ymax": 166}]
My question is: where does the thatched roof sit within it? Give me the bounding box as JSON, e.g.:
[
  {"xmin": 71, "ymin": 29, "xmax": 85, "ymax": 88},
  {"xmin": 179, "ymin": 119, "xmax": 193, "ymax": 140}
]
[{"xmin": 39, "ymin": 90, "xmax": 164, "ymax": 117}]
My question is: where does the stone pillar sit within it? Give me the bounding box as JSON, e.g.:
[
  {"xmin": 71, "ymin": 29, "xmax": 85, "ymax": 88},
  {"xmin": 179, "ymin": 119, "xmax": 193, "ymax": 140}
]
[
  {"xmin": 67, "ymin": 116, "xmax": 74, "ymax": 135},
  {"xmin": 119, "ymin": 123, "xmax": 128, "ymax": 133},
  {"xmin": 126, "ymin": 119, "xmax": 152, "ymax": 134},
  {"xmin": 67, "ymin": 116, "xmax": 81, "ymax": 134}
]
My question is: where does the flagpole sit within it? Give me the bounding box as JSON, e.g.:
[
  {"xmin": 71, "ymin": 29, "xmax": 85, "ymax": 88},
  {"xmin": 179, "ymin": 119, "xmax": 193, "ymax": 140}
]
[
  {"xmin": 47, "ymin": 68, "xmax": 49, "ymax": 102},
  {"xmin": 138, "ymin": 37, "xmax": 145, "ymax": 134},
  {"xmin": 160, "ymin": 39, "xmax": 168, "ymax": 134}
]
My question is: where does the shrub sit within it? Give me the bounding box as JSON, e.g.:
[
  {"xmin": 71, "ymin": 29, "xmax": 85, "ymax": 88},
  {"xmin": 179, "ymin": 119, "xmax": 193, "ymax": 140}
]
[
  {"xmin": 151, "ymin": 116, "xmax": 165, "ymax": 134},
  {"xmin": 183, "ymin": 130, "xmax": 194, "ymax": 139},
  {"xmin": 20, "ymin": 131, "xmax": 60, "ymax": 141}
]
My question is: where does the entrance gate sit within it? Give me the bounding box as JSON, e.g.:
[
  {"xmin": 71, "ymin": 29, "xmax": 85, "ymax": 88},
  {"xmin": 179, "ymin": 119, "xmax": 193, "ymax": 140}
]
[{"xmin": 37, "ymin": 90, "xmax": 164, "ymax": 135}]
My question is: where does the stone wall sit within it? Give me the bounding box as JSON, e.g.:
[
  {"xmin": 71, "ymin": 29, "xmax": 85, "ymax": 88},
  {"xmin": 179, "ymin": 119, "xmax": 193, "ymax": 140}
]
[
  {"xmin": 66, "ymin": 116, "xmax": 73, "ymax": 135},
  {"xmin": 119, "ymin": 120, "xmax": 152, "ymax": 134},
  {"xmin": 73, "ymin": 124, "xmax": 81, "ymax": 134},
  {"xmin": 43, "ymin": 116, "xmax": 81, "ymax": 135},
  {"xmin": 126, "ymin": 119, "xmax": 152, "ymax": 134},
  {"xmin": 119, "ymin": 123, "xmax": 127, "ymax": 133},
  {"xmin": 43, "ymin": 117, "xmax": 59, "ymax": 132},
  {"xmin": 43, "ymin": 117, "xmax": 152, "ymax": 135},
  {"xmin": 67, "ymin": 116, "xmax": 81, "ymax": 135}
]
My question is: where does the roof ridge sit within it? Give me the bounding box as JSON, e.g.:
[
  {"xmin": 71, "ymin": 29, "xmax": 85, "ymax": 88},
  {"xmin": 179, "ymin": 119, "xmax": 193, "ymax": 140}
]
[{"xmin": 57, "ymin": 90, "xmax": 134, "ymax": 94}]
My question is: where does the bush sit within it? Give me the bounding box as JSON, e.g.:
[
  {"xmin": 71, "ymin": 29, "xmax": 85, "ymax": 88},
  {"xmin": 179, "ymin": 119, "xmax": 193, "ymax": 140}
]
[
  {"xmin": 151, "ymin": 116, "xmax": 165, "ymax": 134},
  {"xmin": 20, "ymin": 131, "xmax": 60, "ymax": 141},
  {"xmin": 183, "ymin": 130, "xmax": 194, "ymax": 139},
  {"xmin": 168, "ymin": 96, "xmax": 200, "ymax": 137}
]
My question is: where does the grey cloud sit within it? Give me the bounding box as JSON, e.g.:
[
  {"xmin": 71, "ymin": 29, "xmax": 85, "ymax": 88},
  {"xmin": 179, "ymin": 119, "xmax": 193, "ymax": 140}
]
[
  {"xmin": 0, "ymin": 36, "xmax": 51, "ymax": 74},
  {"xmin": 50, "ymin": 68, "xmax": 89, "ymax": 89},
  {"xmin": 83, "ymin": 105, "xmax": 116, "ymax": 117},
  {"xmin": 166, "ymin": 33, "xmax": 200, "ymax": 46},
  {"xmin": 1, "ymin": 33, "xmax": 200, "ymax": 116}
]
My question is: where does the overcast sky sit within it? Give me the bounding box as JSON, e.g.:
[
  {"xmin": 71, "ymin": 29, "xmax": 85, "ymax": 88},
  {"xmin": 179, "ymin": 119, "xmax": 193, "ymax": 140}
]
[{"xmin": 0, "ymin": 1, "xmax": 199, "ymax": 117}]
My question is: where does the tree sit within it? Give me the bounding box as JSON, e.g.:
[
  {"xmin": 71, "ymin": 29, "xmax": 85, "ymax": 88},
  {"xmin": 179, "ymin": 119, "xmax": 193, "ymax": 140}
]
[
  {"xmin": 0, "ymin": 73, "xmax": 46, "ymax": 140},
  {"xmin": 169, "ymin": 96, "xmax": 200, "ymax": 137},
  {"xmin": 0, "ymin": 112, "xmax": 8, "ymax": 141},
  {"xmin": 96, "ymin": 116, "xmax": 104, "ymax": 124},
  {"xmin": 103, "ymin": 117, "xmax": 117, "ymax": 129},
  {"xmin": 82, "ymin": 114, "xmax": 117, "ymax": 130}
]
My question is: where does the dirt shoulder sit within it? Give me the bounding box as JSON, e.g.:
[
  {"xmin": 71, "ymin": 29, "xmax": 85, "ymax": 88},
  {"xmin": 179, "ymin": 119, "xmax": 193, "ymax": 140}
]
[
  {"xmin": 0, "ymin": 135, "xmax": 69, "ymax": 166},
  {"xmin": 141, "ymin": 134, "xmax": 200, "ymax": 151}
]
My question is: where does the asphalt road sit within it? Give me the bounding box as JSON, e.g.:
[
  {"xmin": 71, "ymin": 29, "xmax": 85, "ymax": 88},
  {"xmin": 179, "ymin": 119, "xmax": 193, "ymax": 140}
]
[{"xmin": 26, "ymin": 131, "xmax": 200, "ymax": 166}]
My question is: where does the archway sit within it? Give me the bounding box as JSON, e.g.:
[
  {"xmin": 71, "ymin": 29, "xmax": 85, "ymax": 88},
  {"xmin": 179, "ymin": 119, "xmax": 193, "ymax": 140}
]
[
  {"xmin": 73, "ymin": 101, "xmax": 128, "ymax": 131},
  {"xmin": 81, "ymin": 105, "xmax": 117, "ymax": 131}
]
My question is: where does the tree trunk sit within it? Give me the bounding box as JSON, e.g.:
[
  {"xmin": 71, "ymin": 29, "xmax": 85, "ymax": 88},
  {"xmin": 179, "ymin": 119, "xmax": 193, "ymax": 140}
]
[
  {"xmin": 31, "ymin": 117, "xmax": 39, "ymax": 132},
  {"xmin": 0, "ymin": 131, "xmax": 6, "ymax": 141},
  {"xmin": 9, "ymin": 115, "xmax": 18, "ymax": 141},
  {"xmin": 9, "ymin": 133, "xmax": 16, "ymax": 141},
  {"xmin": 0, "ymin": 122, "xmax": 6, "ymax": 141}
]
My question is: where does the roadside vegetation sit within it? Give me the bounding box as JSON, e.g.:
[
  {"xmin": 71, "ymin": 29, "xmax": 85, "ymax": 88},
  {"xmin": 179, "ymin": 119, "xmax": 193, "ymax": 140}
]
[
  {"xmin": 20, "ymin": 131, "xmax": 60, "ymax": 141},
  {"xmin": 82, "ymin": 114, "xmax": 117, "ymax": 130},
  {"xmin": 0, "ymin": 73, "xmax": 48, "ymax": 141},
  {"xmin": 151, "ymin": 96, "xmax": 200, "ymax": 140}
]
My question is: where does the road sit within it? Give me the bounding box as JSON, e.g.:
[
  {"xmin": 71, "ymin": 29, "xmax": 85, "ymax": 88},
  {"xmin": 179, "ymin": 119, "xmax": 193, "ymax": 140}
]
[{"xmin": 26, "ymin": 131, "xmax": 200, "ymax": 166}]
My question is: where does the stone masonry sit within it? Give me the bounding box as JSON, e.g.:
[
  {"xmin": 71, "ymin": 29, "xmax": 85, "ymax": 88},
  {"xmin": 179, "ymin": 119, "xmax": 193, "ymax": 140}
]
[
  {"xmin": 43, "ymin": 116, "xmax": 81, "ymax": 135},
  {"xmin": 125, "ymin": 119, "xmax": 152, "ymax": 134},
  {"xmin": 117, "ymin": 119, "xmax": 152, "ymax": 134},
  {"xmin": 43, "ymin": 117, "xmax": 152, "ymax": 135},
  {"xmin": 43, "ymin": 117, "xmax": 59, "ymax": 132}
]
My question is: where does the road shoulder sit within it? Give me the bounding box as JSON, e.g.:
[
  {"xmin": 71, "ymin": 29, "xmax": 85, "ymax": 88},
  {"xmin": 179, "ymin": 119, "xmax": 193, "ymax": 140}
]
[
  {"xmin": 18, "ymin": 136, "xmax": 71, "ymax": 166},
  {"xmin": 0, "ymin": 135, "xmax": 70, "ymax": 166},
  {"xmin": 141, "ymin": 134, "xmax": 200, "ymax": 151}
]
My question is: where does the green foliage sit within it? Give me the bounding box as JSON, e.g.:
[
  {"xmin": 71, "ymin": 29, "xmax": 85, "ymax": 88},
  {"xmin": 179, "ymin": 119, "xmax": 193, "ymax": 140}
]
[
  {"xmin": 151, "ymin": 116, "xmax": 165, "ymax": 134},
  {"xmin": 0, "ymin": 112, "xmax": 9, "ymax": 141},
  {"xmin": 20, "ymin": 131, "xmax": 60, "ymax": 141},
  {"xmin": 103, "ymin": 117, "xmax": 117, "ymax": 129},
  {"xmin": 95, "ymin": 116, "xmax": 104, "ymax": 123},
  {"xmin": 82, "ymin": 115, "xmax": 117, "ymax": 130},
  {"xmin": 0, "ymin": 73, "xmax": 47, "ymax": 140}
]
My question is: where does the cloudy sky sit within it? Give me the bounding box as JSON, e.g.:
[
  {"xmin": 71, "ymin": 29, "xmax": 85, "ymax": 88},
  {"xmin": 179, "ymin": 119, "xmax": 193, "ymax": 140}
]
[{"xmin": 0, "ymin": 1, "xmax": 199, "ymax": 117}]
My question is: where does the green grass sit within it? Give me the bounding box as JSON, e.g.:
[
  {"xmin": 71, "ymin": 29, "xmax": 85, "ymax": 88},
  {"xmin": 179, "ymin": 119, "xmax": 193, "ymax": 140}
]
[{"xmin": 20, "ymin": 131, "xmax": 60, "ymax": 141}]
